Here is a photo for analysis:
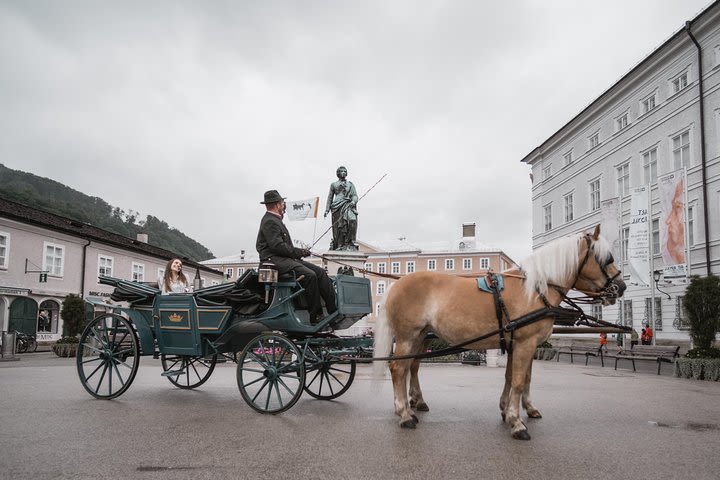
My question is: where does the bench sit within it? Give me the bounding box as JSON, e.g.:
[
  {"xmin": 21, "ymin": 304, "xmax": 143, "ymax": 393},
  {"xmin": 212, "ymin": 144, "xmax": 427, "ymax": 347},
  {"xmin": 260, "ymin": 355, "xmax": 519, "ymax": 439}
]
[
  {"xmin": 614, "ymin": 345, "xmax": 680, "ymax": 375},
  {"xmin": 556, "ymin": 343, "xmax": 604, "ymax": 367}
]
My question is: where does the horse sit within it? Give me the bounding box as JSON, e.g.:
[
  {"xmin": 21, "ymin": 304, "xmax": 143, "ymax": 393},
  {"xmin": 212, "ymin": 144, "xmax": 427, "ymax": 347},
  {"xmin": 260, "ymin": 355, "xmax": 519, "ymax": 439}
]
[{"xmin": 373, "ymin": 225, "xmax": 626, "ymax": 440}]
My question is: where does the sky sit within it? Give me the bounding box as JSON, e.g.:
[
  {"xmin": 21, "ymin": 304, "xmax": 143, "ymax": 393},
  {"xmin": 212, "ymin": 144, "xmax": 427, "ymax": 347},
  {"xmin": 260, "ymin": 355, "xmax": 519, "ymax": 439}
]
[{"xmin": 0, "ymin": 0, "xmax": 712, "ymax": 263}]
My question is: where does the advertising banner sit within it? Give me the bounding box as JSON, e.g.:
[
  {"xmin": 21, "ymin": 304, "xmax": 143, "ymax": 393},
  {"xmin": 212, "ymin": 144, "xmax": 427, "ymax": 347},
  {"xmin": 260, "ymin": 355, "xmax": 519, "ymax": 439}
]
[
  {"xmin": 658, "ymin": 170, "xmax": 687, "ymax": 279},
  {"xmin": 600, "ymin": 197, "xmax": 620, "ymax": 258},
  {"xmin": 628, "ymin": 186, "xmax": 650, "ymax": 286}
]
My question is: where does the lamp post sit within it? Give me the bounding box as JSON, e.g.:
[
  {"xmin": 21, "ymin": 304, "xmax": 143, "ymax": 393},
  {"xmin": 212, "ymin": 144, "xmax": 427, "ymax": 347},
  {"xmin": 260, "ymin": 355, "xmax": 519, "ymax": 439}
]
[{"xmin": 651, "ymin": 270, "xmax": 660, "ymax": 346}]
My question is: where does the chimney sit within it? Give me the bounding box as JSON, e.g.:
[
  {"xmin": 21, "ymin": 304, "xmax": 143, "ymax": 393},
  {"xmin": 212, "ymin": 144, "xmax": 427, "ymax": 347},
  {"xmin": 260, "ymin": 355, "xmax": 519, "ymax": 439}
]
[
  {"xmin": 462, "ymin": 223, "xmax": 476, "ymax": 238},
  {"xmin": 241, "ymin": 249, "xmax": 245, "ymax": 260},
  {"xmin": 136, "ymin": 233, "xmax": 148, "ymax": 243}
]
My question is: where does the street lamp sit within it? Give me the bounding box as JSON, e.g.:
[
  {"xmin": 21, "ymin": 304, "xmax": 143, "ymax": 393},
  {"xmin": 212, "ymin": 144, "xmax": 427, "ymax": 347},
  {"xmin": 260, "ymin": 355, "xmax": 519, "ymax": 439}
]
[{"xmin": 653, "ymin": 270, "xmax": 671, "ymax": 300}]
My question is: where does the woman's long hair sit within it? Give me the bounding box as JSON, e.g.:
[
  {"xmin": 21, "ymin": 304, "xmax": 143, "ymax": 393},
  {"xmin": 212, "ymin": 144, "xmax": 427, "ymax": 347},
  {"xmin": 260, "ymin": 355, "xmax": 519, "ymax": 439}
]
[{"xmin": 163, "ymin": 258, "xmax": 188, "ymax": 292}]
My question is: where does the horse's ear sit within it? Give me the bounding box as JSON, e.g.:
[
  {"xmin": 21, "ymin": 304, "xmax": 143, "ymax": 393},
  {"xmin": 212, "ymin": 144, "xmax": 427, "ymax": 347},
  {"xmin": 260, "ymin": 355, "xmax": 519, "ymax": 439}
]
[{"xmin": 592, "ymin": 224, "xmax": 601, "ymax": 240}]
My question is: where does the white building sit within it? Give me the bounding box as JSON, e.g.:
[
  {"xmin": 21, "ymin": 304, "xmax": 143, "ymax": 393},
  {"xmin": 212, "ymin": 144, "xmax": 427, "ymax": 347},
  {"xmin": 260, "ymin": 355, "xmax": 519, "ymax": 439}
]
[
  {"xmin": 521, "ymin": 2, "xmax": 720, "ymax": 342},
  {"xmin": 0, "ymin": 198, "xmax": 223, "ymax": 342}
]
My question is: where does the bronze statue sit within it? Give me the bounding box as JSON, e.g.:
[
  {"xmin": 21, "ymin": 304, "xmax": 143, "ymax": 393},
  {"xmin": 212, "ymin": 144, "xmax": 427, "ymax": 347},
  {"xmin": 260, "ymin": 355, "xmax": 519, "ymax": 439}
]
[{"xmin": 325, "ymin": 166, "xmax": 358, "ymax": 251}]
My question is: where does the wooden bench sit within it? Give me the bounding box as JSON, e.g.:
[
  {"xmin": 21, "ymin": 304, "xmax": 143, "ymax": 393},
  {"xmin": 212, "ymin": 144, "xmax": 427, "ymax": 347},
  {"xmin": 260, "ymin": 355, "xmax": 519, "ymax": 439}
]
[
  {"xmin": 614, "ymin": 345, "xmax": 680, "ymax": 374},
  {"xmin": 556, "ymin": 343, "xmax": 604, "ymax": 367}
]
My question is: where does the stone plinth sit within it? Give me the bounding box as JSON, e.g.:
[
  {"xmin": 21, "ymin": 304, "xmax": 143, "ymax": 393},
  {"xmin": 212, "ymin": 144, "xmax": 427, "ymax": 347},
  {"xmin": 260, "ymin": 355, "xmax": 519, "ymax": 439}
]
[{"xmin": 321, "ymin": 250, "xmax": 369, "ymax": 276}]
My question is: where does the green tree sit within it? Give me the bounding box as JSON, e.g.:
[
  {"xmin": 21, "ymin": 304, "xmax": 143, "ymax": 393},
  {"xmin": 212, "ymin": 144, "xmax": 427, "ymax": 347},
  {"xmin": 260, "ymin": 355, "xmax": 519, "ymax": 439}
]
[
  {"xmin": 60, "ymin": 294, "xmax": 87, "ymax": 337},
  {"xmin": 684, "ymin": 275, "xmax": 720, "ymax": 351}
]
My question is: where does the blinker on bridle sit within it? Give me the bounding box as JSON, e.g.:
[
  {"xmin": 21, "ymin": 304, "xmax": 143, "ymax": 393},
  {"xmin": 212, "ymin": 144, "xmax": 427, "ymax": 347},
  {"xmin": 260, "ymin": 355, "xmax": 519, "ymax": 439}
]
[{"xmin": 574, "ymin": 234, "xmax": 622, "ymax": 300}]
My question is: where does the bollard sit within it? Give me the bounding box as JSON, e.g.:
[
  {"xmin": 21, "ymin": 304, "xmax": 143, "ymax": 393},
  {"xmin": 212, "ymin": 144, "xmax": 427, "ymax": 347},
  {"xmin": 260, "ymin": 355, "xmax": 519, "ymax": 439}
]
[{"xmin": 1, "ymin": 331, "xmax": 19, "ymax": 361}]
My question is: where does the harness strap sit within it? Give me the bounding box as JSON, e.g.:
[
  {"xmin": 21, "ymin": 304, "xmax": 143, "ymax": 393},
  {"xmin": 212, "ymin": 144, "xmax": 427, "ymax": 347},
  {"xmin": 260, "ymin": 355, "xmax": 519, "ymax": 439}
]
[{"xmin": 489, "ymin": 273, "xmax": 512, "ymax": 355}]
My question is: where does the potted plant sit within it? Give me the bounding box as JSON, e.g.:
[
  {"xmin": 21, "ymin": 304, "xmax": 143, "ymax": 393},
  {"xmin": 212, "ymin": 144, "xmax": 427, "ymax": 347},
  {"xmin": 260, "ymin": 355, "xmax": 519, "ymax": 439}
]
[
  {"xmin": 53, "ymin": 294, "xmax": 86, "ymax": 358},
  {"xmin": 674, "ymin": 275, "xmax": 720, "ymax": 381}
]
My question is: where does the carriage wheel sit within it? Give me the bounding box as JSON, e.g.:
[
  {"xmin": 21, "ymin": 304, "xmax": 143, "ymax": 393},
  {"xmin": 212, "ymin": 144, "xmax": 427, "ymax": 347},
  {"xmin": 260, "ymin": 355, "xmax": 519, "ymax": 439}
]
[
  {"xmin": 161, "ymin": 354, "xmax": 217, "ymax": 389},
  {"xmin": 236, "ymin": 333, "xmax": 305, "ymax": 414},
  {"xmin": 76, "ymin": 313, "xmax": 140, "ymax": 399},
  {"xmin": 303, "ymin": 344, "xmax": 356, "ymax": 400}
]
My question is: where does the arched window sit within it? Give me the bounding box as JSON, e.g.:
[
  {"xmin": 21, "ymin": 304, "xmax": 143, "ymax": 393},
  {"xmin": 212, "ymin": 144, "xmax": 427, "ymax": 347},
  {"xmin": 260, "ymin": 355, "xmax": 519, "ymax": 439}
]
[{"xmin": 39, "ymin": 300, "xmax": 60, "ymax": 333}]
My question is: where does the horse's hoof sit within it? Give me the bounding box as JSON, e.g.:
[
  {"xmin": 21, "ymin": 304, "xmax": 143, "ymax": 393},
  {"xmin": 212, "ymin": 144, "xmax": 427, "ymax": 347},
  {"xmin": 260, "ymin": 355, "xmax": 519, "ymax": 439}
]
[
  {"xmin": 415, "ymin": 403, "xmax": 429, "ymax": 412},
  {"xmin": 501, "ymin": 412, "xmax": 506, "ymax": 422},
  {"xmin": 527, "ymin": 410, "xmax": 542, "ymax": 419},
  {"xmin": 400, "ymin": 418, "xmax": 417, "ymax": 429},
  {"xmin": 512, "ymin": 430, "xmax": 531, "ymax": 441},
  {"xmin": 411, "ymin": 414, "xmax": 419, "ymax": 423}
]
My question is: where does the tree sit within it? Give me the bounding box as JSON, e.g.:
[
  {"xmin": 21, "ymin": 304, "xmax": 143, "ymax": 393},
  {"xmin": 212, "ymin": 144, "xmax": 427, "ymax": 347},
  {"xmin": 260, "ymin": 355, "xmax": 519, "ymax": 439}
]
[
  {"xmin": 60, "ymin": 294, "xmax": 87, "ymax": 337},
  {"xmin": 684, "ymin": 275, "xmax": 720, "ymax": 351}
]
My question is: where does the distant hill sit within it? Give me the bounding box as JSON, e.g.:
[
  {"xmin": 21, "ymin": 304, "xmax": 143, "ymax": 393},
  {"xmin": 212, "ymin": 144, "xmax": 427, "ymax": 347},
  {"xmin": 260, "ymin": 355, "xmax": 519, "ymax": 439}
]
[{"xmin": 0, "ymin": 164, "xmax": 214, "ymax": 261}]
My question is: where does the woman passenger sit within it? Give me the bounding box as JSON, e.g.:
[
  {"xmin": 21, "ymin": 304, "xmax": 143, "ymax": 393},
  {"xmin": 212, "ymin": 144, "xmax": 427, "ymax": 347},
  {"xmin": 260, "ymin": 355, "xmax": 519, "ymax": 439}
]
[{"xmin": 158, "ymin": 258, "xmax": 190, "ymax": 294}]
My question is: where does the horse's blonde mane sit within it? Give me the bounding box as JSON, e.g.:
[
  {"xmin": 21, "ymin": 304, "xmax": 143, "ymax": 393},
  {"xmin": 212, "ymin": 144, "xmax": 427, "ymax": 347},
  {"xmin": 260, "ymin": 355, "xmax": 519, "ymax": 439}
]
[{"xmin": 520, "ymin": 232, "xmax": 613, "ymax": 298}]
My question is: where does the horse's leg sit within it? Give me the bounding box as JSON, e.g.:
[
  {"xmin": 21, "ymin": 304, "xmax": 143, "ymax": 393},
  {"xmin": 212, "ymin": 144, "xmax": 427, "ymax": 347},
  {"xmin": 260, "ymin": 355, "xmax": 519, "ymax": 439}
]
[
  {"xmin": 522, "ymin": 359, "xmax": 542, "ymax": 419},
  {"xmin": 409, "ymin": 357, "xmax": 429, "ymax": 412},
  {"xmin": 504, "ymin": 346, "xmax": 535, "ymax": 440},
  {"xmin": 499, "ymin": 351, "xmax": 512, "ymax": 422},
  {"xmin": 389, "ymin": 356, "xmax": 418, "ymax": 428}
]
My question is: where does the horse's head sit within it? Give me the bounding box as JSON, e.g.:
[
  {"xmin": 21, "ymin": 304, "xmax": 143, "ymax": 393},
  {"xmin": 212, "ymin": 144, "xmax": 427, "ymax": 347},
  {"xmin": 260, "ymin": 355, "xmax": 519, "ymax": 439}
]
[{"xmin": 573, "ymin": 225, "xmax": 626, "ymax": 305}]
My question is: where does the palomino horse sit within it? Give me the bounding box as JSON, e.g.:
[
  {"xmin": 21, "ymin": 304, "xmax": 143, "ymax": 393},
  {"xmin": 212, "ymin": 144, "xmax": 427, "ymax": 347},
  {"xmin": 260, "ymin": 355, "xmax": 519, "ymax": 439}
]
[{"xmin": 373, "ymin": 225, "xmax": 626, "ymax": 440}]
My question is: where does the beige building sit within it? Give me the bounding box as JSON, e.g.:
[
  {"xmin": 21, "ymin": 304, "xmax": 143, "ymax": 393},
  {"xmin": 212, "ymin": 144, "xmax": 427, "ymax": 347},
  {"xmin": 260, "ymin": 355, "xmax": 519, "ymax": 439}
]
[{"xmin": 202, "ymin": 223, "xmax": 516, "ymax": 334}]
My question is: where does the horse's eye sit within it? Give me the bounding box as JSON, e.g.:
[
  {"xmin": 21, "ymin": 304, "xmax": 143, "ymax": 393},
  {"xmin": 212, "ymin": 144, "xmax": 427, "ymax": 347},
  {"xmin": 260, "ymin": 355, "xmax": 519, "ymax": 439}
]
[{"xmin": 606, "ymin": 254, "xmax": 614, "ymax": 265}]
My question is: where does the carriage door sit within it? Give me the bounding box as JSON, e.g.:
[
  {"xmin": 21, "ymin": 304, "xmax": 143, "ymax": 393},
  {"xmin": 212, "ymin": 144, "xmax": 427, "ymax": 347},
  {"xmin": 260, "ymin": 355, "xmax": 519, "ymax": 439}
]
[{"xmin": 9, "ymin": 297, "xmax": 39, "ymax": 335}]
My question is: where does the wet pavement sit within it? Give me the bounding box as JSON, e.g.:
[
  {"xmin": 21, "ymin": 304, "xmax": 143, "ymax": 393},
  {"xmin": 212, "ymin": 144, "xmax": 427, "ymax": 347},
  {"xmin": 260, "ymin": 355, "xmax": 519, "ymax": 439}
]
[{"xmin": 1, "ymin": 352, "xmax": 718, "ymax": 479}]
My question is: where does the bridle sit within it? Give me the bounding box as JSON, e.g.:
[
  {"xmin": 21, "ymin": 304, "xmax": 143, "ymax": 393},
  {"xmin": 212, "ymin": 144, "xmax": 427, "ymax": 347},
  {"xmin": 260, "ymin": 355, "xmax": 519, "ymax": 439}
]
[{"xmin": 550, "ymin": 234, "xmax": 622, "ymax": 304}]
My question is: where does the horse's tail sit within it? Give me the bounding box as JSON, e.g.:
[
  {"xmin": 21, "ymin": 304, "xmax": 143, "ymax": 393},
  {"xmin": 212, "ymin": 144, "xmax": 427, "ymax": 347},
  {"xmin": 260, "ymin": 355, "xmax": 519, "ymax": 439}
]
[{"xmin": 372, "ymin": 285, "xmax": 394, "ymax": 380}]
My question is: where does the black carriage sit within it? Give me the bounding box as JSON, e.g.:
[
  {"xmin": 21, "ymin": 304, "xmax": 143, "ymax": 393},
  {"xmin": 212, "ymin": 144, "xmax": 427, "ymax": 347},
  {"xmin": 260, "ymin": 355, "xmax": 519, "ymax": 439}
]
[{"xmin": 77, "ymin": 268, "xmax": 373, "ymax": 413}]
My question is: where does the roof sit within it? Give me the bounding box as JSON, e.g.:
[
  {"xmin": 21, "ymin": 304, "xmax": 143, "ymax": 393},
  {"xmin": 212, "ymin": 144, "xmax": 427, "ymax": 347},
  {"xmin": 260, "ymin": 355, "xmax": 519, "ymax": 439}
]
[
  {"xmin": 0, "ymin": 197, "xmax": 219, "ymax": 274},
  {"xmin": 360, "ymin": 238, "xmax": 501, "ymax": 255},
  {"xmin": 520, "ymin": 0, "xmax": 719, "ymax": 164}
]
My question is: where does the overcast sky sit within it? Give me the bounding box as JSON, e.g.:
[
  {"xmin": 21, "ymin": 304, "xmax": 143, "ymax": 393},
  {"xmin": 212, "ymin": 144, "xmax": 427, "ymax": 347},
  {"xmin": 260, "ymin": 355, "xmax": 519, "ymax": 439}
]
[{"xmin": 0, "ymin": 0, "xmax": 712, "ymax": 262}]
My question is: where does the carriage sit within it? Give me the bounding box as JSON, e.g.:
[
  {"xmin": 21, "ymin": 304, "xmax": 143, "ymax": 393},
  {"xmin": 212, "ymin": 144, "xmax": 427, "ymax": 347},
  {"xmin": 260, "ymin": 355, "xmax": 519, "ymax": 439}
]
[{"xmin": 76, "ymin": 267, "xmax": 373, "ymax": 413}]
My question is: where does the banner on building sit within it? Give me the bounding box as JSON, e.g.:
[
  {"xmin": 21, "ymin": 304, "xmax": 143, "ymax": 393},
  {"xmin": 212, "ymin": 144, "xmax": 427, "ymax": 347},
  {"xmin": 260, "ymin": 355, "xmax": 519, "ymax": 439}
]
[
  {"xmin": 286, "ymin": 197, "xmax": 319, "ymax": 221},
  {"xmin": 600, "ymin": 197, "xmax": 620, "ymax": 258},
  {"xmin": 628, "ymin": 186, "xmax": 650, "ymax": 286},
  {"xmin": 658, "ymin": 170, "xmax": 687, "ymax": 279}
]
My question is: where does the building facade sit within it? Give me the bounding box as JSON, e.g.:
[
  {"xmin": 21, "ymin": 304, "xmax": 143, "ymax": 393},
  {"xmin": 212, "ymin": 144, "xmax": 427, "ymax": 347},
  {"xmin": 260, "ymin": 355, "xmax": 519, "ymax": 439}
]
[
  {"xmin": 0, "ymin": 198, "xmax": 223, "ymax": 342},
  {"xmin": 202, "ymin": 223, "xmax": 517, "ymax": 335},
  {"xmin": 521, "ymin": 2, "xmax": 720, "ymax": 342}
]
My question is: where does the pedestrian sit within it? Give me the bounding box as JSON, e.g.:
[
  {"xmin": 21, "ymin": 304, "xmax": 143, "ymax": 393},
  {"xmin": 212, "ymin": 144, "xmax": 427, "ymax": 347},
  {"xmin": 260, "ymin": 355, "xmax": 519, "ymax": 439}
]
[
  {"xmin": 599, "ymin": 332, "xmax": 608, "ymax": 351},
  {"xmin": 645, "ymin": 324, "xmax": 654, "ymax": 345},
  {"xmin": 615, "ymin": 332, "xmax": 624, "ymax": 349},
  {"xmin": 630, "ymin": 328, "xmax": 639, "ymax": 347},
  {"xmin": 641, "ymin": 327, "xmax": 649, "ymax": 345}
]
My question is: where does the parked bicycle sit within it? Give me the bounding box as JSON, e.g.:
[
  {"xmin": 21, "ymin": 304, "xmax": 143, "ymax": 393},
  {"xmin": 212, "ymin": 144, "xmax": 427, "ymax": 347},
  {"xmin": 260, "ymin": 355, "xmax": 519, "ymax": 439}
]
[{"xmin": 15, "ymin": 331, "xmax": 37, "ymax": 353}]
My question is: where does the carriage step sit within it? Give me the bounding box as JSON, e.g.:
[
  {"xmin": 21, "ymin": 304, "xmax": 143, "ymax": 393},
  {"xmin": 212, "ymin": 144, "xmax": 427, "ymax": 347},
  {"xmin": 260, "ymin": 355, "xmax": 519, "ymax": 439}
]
[{"xmin": 161, "ymin": 369, "xmax": 185, "ymax": 377}]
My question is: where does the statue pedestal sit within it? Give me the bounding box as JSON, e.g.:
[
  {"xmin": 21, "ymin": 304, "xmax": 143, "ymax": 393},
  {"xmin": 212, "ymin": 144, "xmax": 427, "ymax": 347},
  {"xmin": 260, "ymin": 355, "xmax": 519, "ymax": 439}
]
[{"xmin": 321, "ymin": 250, "xmax": 369, "ymax": 276}]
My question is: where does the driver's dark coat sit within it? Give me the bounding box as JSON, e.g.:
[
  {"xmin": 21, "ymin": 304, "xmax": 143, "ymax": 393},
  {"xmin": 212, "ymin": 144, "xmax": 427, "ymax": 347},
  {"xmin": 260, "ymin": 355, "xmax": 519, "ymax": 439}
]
[{"xmin": 256, "ymin": 212, "xmax": 305, "ymax": 273}]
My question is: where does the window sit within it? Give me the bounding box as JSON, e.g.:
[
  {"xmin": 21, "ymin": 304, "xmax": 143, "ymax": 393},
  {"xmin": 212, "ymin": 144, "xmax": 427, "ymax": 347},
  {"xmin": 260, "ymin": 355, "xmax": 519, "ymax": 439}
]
[
  {"xmin": 43, "ymin": 242, "xmax": 64, "ymax": 276},
  {"xmin": 39, "ymin": 300, "xmax": 60, "ymax": 334},
  {"xmin": 644, "ymin": 297, "xmax": 662, "ymax": 331},
  {"xmin": 675, "ymin": 296, "xmax": 689, "ymax": 330},
  {"xmin": 542, "ymin": 165, "xmax": 551, "ymax": 181},
  {"xmin": 591, "ymin": 304, "xmax": 603, "ymax": 321},
  {"xmin": 444, "ymin": 259, "xmax": 454, "ymax": 270},
  {"xmin": 364, "ymin": 262, "xmax": 372, "ymax": 272},
  {"xmin": 480, "ymin": 258, "xmax": 490, "ymax": 270},
  {"xmin": 590, "ymin": 179, "xmax": 600, "ymax": 211},
  {"xmin": 622, "ymin": 227, "xmax": 630, "ymax": 262},
  {"xmin": 688, "ymin": 205, "xmax": 695, "ymax": 246},
  {"xmin": 641, "ymin": 93, "xmax": 656, "ymax": 114},
  {"xmin": 672, "ymin": 130, "xmax": 690, "ymax": 169},
  {"xmin": 643, "ymin": 147, "xmax": 658, "ymax": 184},
  {"xmin": 237, "ymin": 268, "xmax": 245, "ymax": 277},
  {"xmin": 616, "ymin": 162, "xmax": 630, "ymax": 196},
  {"xmin": 563, "ymin": 151, "xmax": 573, "ymax": 167},
  {"xmin": 391, "ymin": 262, "xmax": 400, "ymax": 275},
  {"xmin": 616, "ymin": 113, "xmax": 628, "ymax": 131},
  {"xmin": 543, "ymin": 204, "xmax": 552, "ymax": 232},
  {"xmin": 377, "ymin": 262, "xmax": 386, "ymax": 274},
  {"xmin": 589, "ymin": 132, "xmax": 599, "ymax": 149},
  {"xmin": 406, "ymin": 261, "xmax": 415, "ymax": 274},
  {"xmin": 377, "ymin": 281, "xmax": 386, "ymax": 295},
  {"xmin": 652, "ymin": 218, "xmax": 660, "ymax": 254},
  {"xmin": 225, "ymin": 267, "xmax": 233, "ymax": 279},
  {"xmin": 563, "ymin": 193, "xmax": 574, "ymax": 223},
  {"xmin": 427, "ymin": 259, "xmax": 436, "ymax": 271},
  {"xmin": 672, "ymin": 71, "xmax": 688, "ymax": 94},
  {"xmin": 462, "ymin": 258, "xmax": 472, "ymax": 270},
  {"xmin": 132, "ymin": 263, "xmax": 145, "ymax": 282},
  {"xmin": 621, "ymin": 299, "xmax": 633, "ymax": 327},
  {"xmin": 0, "ymin": 232, "xmax": 8, "ymax": 268},
  {"xmin": 98, "ymin": 255, "xmax": 113, "ymax": 277},
  {"xmin": 158, "ymin": 268, "xmax": 165, "ymax": 281}
]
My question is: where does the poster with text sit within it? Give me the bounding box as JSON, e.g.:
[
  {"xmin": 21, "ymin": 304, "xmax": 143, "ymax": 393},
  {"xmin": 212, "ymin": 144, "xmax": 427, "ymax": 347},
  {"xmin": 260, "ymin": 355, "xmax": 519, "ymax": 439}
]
[{"xmin": 628, "ymin": 186, "xmax": 650, "ymax": 286}]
